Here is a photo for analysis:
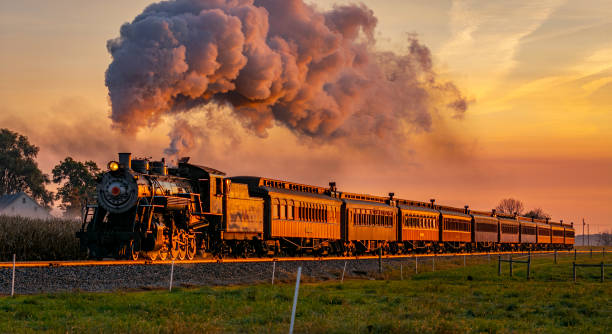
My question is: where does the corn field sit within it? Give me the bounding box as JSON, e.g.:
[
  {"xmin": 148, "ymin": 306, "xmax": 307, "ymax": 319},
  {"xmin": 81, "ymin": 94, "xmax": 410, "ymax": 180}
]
[{"xmin": 0, "ymin": 215, "xmax": 84, "ymax": 261}]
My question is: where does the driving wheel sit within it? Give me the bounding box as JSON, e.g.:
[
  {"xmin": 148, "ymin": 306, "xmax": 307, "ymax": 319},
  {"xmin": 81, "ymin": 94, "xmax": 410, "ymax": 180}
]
[
  {"xmin": 178, "ymin": 230, "xmax": 187, "ymax": 260},
  {"xmin": 170, "ymin": 229, "xmax": 181, "ymax": 260},
  {"xmin": 186, "ymin": 236, "xmax": 197, "ymax": 260}
]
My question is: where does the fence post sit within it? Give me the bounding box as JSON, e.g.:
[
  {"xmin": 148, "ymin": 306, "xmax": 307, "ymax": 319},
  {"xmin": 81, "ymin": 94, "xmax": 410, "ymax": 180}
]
[
  {"xmin": 498, "ymin": 255, "xmax": 501, "ymax": 276},
  {"xmin": 573, "ymin": 262, "xmax": 576, "ymax": 282},
  {"xmin": 415, "ymin": 257, "xmax": 418, "ymax": 274},
  {"xmin": 527, "ymin": 254, "xmax": 531, "ymax": 280},
  {"xmin": 574, "ymin": 248, "xmax": 577, "ymax": 261},
  {"xmin": 289, "ymin": 267, "xmax": 302, "ymax": 334},
  {"xmin": 400, "ymin": 264, "xmax": 403, "ymax": 280},
  {"xmin": 590, "ymin": 248, "xmax": 593, "ymax": 258},
  {"xmin": 463, "ymin": 254, "xmax": 466, "ymax": 267},
  {"xmin": 601, "ymin": 262, "xmax": 605, "ymax": 283},
  {"xmin": 272, "ymin": 261, "xmax": 276, "ymax": 285},
  {"xmin": 341, "ymin": 261, "xmax": 347, "ymax": 283},
  {"xmin": 554, "ymin": 250, "xmax": 557, "ymax": 264},
  {"xmin": 169, "ymin": 260, "xmax": 175, "ymax": 292},
  {"xmin": 378, "ymin": 248, "xmax": 383, "ymax": 274},
  {"xmin": 11, "ymin": 254, "xmax": 16, "ymax": 297},
  {"xmin": 432, "ymin": 255, "xmax": 435, "ymax": 272},
  {"xmin": 509, "ymin": 254, "xmax": 513, "ymax": 277}
]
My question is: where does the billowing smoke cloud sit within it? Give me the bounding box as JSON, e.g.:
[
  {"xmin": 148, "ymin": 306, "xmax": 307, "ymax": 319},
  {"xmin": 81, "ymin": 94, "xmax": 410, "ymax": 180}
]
[{"xmin": 105, "ymin": 0, "xmax": 468, "ymax": 151}]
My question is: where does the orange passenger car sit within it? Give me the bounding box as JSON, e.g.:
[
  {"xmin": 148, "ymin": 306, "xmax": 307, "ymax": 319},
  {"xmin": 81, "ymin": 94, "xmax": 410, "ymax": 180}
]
[
  {"xmin": 563, "ymin": 223, "xmax": 575, "ymax": 249},
  {"xmin": 230, "ymin": 176, "xmax": 342, "ymax": 255},
  {"xmin": 438, "ymin": 205, "xmax": 471, "ymax": 250},
  {"xmin": 535, "ymin": 219, "xmax": 552, "ymax": 248},
  {"xmin": 396, "ymin": 199, "xmax": 439, "ymax": 252},
  {"xmin": 340, "ymin": 192, "xmax": 397, "ymax": 254},
  {"xmin": 550, "ymin": 221, "xmax": 565, "ymax": 245}
]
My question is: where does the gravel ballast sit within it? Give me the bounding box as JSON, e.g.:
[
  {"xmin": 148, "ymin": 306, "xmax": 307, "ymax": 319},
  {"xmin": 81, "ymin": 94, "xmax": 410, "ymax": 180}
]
[{"xmin": 0, "ymin": 257, "xmax": 421, "ymax": 295}]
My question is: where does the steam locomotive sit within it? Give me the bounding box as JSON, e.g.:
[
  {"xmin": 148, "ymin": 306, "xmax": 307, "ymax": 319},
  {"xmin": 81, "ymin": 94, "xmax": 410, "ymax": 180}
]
[{"xmin": 76, "ymin": 153, "xmax": 574, "ymax": 260}]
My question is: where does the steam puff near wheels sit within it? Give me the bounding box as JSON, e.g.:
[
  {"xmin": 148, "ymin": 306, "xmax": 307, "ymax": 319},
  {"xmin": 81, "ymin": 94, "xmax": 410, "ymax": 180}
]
[{"xmin": 76, "ymin": 153, "xmax": 574, "ymax": 261}]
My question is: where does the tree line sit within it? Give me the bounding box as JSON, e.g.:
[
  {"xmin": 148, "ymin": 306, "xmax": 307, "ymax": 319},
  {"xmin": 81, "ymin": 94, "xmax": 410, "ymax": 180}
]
[
  {"xmin": 1, "ymin": 128, "xmax": 99, "ymax": 218},
  {"xmin": 1, "ymin": 127, "xmax": 554, "ymax": 220}
]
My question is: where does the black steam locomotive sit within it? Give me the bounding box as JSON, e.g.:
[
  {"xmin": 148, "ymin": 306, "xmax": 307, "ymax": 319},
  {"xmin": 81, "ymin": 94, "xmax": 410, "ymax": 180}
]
[
  {"xmin": 77, "ymin": 153, "xmax": 574, "ymax": 260},
  {"xmin": 76, "ymin": 153, "xmax": 263, "ymax": 260}
]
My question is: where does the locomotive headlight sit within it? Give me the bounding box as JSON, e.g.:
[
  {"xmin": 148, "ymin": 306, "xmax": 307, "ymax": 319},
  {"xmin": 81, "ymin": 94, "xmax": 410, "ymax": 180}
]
[
  {"xmin": 108, "ymin": 182, "xmax": 125, "ymax": 197},
  {"xmin": 108, "ymin": 161, "xmax": 120, "ymax": 172}
]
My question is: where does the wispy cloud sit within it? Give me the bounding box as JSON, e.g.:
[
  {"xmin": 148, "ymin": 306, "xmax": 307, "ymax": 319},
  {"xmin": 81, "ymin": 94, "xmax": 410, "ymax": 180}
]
[{"xmin": 440, "ymin": 0, "xmax": 564, "ymax": 95}]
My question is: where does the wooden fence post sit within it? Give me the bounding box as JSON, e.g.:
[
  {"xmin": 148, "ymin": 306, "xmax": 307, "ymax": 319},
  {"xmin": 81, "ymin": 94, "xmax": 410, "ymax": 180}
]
[
  {"xmin": 590, "ymin": 248, "xmax": 593, "ymax": 258},
  {"xmin": 527, "ymin": 254, "xmax": 531, "ymax": 280},
  {"xmin": 378, "ymin": 248, "xmax": 382, "ymax": 274},
  {"xmin": 341, "ymin": 261, "xmax": 347, "ymax": 283},
  {"xmin": 271, "ymin": 261, "xmax": 276, "ymax": 285},
  {"xmin": 574, "ymin": 249, "xmax": 577, "ymax": 261},
  {"xmin": 400, "ymin": 264, "xmax": 403, "ymax": 280},
  {"xmin": 573, "ymin": 262, "xmax": 576, "ymax": 282},
  {"xmin": 554, "ymin": 250, "xmax": 557, "ymax": 264},
  {"xmin": 509, "ymin": 254, "xmax": 513, "ymax": 277},
  {"xmin": 432, "ymin": 255, "xmax": 435, "ymax": 272},
  {"xmin": 415, "ymin": 257, "xmax": 418, "ymax": 274}
]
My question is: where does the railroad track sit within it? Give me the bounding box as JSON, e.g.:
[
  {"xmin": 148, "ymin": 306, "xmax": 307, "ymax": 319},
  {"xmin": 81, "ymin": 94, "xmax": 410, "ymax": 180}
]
[{"xmin": 0, "ymin": 250, "xmax": 582, "ymax": 268}]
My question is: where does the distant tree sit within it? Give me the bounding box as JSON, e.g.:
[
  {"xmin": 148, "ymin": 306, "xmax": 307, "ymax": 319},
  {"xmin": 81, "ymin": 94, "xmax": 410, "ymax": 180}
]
[
  {"xmin": 0, "ymin": 128, "xmax": 53, "ymax": 207},
  {"xmin": 495, "ymin": 198, "xmax": 524, "ymax": 215},
  {"xmin": 523, "ymin": 208, "xmax": 551, "ymax": 220},
  {"xmin": 52, "ymin": 157, "xmax": 100, "ymax": 218}
]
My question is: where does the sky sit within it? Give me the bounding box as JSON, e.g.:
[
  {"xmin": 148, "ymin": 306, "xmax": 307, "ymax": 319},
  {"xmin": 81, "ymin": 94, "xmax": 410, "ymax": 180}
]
[{"xmin": 0, "ymin": 0, "xmax": 610, "ymax": 233}]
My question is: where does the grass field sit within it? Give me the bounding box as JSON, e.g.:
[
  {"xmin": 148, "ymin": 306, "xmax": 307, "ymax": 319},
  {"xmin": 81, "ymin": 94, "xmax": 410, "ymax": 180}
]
[{"xmin": 1, "ymin": 252, "xmax": 610, "ymax": 333}]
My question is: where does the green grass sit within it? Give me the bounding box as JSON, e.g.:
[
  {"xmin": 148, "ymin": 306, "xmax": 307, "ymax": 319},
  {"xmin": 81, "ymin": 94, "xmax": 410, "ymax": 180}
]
[{"xmin": 1, "ymin": 253, "xmax": 610, "ymax": 333}]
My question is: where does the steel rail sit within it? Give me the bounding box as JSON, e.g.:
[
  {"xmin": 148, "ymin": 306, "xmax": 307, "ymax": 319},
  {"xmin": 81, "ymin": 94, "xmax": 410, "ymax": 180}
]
[{"xmin": 0, "ymin": 250, "xmax": 585, "ymax": 268}]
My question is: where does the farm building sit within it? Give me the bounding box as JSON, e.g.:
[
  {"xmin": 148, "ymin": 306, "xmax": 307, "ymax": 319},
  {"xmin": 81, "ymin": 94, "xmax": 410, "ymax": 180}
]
[{"xmin": 0, "ymin": 192, "xmax": 53, "ymax": 220}]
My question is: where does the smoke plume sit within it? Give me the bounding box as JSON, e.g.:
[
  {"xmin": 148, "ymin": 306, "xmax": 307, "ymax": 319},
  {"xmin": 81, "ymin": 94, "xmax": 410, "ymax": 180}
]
[{"xmin": 105, "ymin": 0, "xmax": 468, "ymax": 151}]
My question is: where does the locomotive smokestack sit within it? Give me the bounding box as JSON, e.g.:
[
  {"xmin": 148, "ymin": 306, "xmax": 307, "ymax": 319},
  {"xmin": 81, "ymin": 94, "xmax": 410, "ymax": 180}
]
[
  {"xmin": 388, "ymin": 192, "xmax": 395, "ymax": 200},
  {"xmin": 430, "ymin": 198, "xmax": 435, "ymax": 208},
  {"xmin": 118, "ymin": 153, "xmax": 131, "ymax": 169},
  {"xmin": 464, "ymin": 205, "xmax": 469, "ymax": 214},
  {"xmin": 329, "ymin": 181, "xmax": 336, "ymax": 191}
]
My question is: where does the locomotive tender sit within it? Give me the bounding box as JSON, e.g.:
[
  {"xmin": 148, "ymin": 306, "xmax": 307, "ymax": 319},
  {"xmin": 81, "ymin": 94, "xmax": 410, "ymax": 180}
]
[{"xmin": 77, "ymin": 153, "xmax": 574, "ymax": 260}]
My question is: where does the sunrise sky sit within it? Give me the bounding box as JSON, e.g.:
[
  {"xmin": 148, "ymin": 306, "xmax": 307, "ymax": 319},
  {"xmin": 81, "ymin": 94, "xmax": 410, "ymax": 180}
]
[{"xmin": 0, "ymin": 0, "xmax": 610, "ymax": 233}]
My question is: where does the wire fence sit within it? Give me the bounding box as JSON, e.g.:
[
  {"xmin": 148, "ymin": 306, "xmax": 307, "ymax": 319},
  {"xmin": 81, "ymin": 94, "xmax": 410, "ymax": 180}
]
[{"xmin": 1, "ymin": 249, "xmax": 610, "ymax": 297}]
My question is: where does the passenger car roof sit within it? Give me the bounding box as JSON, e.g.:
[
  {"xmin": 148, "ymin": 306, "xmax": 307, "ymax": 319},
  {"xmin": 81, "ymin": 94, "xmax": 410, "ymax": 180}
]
[
  {"xmin": 260, "ymin": 186, "xmax": 341, "ymax": 202},
  {"xmin": 398, "ymin": 204, "xmax": 438, "ymax": 214},
  {"xmin": 343, "ymin": 198, "xmax": 394, "ymax": 208}
]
